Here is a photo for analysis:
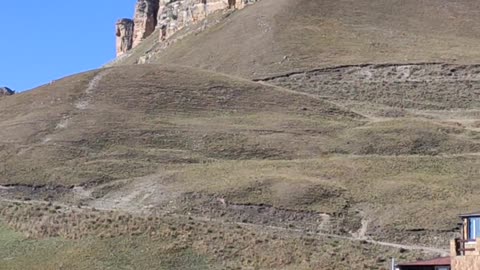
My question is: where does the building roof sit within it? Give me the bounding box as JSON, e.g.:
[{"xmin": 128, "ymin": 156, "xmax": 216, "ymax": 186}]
[
  {"xmin": 397, "ymin": 257, "xmax": 450, "ymax": 266},
  {"xmin": 459, "ymin": 211, "xmax": 480, "ymax": 218}
]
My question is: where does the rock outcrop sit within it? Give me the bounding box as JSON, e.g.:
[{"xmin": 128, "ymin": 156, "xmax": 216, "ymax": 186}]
[
  {"xmin": 0, "ymin": 87, "xmax": 14, "ymax": 97},
  {"xmin": 116, "ymin": 0, "xmax": 258, "ymax": 57},
  {"xmin": 157, "ymin": 0, "xmax": 256, "ymax": 41},
  {"xmin": 132, "ymin": 0, "xmax": 160, "ymax": 48},
  {"xmin": 158, "ymin": 0, "xmax": 223, "ymax": 41},
  {"xmin": 116, "ymin": 19, "xmax": 135, "ymax": 57}
]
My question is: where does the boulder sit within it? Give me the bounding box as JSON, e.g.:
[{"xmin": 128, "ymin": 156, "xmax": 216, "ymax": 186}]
[{"xmin": 0, "ymin": 87, "xmax": 14, "ymax": 97}]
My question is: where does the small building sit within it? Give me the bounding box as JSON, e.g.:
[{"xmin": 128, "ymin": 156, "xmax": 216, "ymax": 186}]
[
  {"xmin": 396, "ymin": 257, "xmax": 450, "ymax": 270},
  {"xmin": 397, "ymin": 211, "xmax": 480, "ymax": 270},
  {"xmin": 451, "ymin": 212, "xmax": 480, "ymax": 269}
]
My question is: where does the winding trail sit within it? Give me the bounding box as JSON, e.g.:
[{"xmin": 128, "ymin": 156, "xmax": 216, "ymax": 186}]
[
  {"xmin": 0, "ymin": 197, "xmax": 448, "ymax": 255},
  {"xmin": 73, "ymin": 69, "xmax": 110, "ymax": 110}
]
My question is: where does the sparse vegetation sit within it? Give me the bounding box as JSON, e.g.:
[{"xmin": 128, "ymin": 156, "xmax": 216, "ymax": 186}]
[
  {"xmin": 118, "ymin": 0, "xmax": 480, "ymax": 79},
  {"xmin": 0, "ymin": 202, "xmax": 423, "ymax": 269},
  {"xmin": 0, "ymin": 63, "xmax": 478, "ymax": 267},
  {"xmin": 2, "ymin": 0, "xmax": 480, "ymax": 268}
]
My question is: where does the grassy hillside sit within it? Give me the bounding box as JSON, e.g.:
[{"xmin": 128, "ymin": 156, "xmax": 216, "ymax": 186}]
[
  {"xmin": 0, "ymin": 64, "xmax": 478, "ymax": 258},
  {"xmin": 0, "ymin": 65, "xmax": 360, "ymax": 186},
  {"xmin": 3, "ymin": 0, "xmax": 480, "ymax": 268},
  {"xmin": 114, "ymin": 0, "xmax": 480, "ymax": 78},
  {"xmin": 0, "ymin": 202, "xmax": 424, "ymax": 270},
  {"xmin": 1, "ymin": 65, "xmax": 477, "ymax": 187}
]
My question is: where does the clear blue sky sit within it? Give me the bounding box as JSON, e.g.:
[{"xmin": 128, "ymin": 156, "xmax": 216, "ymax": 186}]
[{"xmin": 0, "ymin": 0, "xmax": 136, "ymax": 92}]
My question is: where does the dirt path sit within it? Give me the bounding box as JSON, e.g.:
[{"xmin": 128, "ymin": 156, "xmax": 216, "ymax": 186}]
[
  {"xmin": 73, "ymin": 69, "xmax": 110, "ymax": 110},
  {"xmin": 351, "ymin": 211, "xmax": 370, "ymax": 240},
  {"xmin": 0, "ymin": 197, "xmax": 448, "ymax": 255},
  {"xmin": 40, "ymin": 69, "xmax": 111, "ymax": 144}
]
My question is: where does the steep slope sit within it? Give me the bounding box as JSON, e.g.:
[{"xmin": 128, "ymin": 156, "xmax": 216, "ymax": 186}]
[
  {"xmin": 115, "ymin": 0, "xmax": 480, "ymax": 78},
  {"xmin": 0, "ymin": 64, "xmax": 360, "ymax": 186},
  {"xmin": 2, "ymin": 65, "xmax": 477, "ymax": 187},
  {"xmin": 3, "ymin": 0, "xmax": 480, "ymax": 268},
  {"xmin": 0, "ymin": 64, "xmax": 478, "ymax": 259}
]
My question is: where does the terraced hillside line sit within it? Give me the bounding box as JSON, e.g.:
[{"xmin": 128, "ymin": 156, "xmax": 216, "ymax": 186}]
[
  {"xmin": 254, "ymin": 62, "xmax": 446, "ymax": 82},
  {"xmin": 0, "ymin": 197, "xmax": 448, "ymax": 256},
  {"xmin": 256, "ymin": 81, "xmax": 369, "ymax": 119},
  {"xmin": 259, "ymin": 63, "xmax": 480, "ymax": 110}
]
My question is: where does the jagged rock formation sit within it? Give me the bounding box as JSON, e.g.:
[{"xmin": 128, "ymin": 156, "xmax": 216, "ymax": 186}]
[
  {"xmin": 116, "ymin": 19, "xmax": 134, "ymax": 57},
  {"xmin": 157, "ymin": 0, "xmax": 257, "ymax": 41},
  {"xmin": 157, "ymin": 0, "xmax": 235, "ymax": 41},
  {"xmin": 116, "ymin": 0, "xmax": 257, "ymax": 56},
  {"xmin": 132, "ymin": 0, "xmax": 160, "ymax": 48},
  {"xmin": 0, "ymin": 87, "xmax": 14, "ymax": 97}
]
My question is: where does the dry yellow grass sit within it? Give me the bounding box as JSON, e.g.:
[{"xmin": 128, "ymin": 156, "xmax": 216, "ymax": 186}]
[
  {"xmin": 1, "ymin": 64, "xmax": 478, "ymax": 256},
  {"xmin": 116, "ymin": 0, "xmax": 480, "ymax": 79},
  {"xmin": 0, "ymin": 202, "xmax": 424, "ymax": 270},
  {"xmin": 0, "ymin": 65, "xmax": 358, "ymax": 186},
  {"xmin": 3, "ymin": 1, "xmax": 480, "ymax": 266}
]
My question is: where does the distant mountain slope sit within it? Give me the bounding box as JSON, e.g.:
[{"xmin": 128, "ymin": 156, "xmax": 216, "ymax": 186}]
[{"xmin": 114, "ymin": 0, "xmax": 480, "ymax": 78}]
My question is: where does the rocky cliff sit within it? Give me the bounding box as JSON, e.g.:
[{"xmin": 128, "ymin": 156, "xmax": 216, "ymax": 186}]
[
  {"xmin": 116, "ymin": 0, "xmax": 257, "ymax": 57},
  {"xmin": 132, "ymin": 0, "xmax": 160, "ymax": 48},
  {"xmin": 157, "ymin": 0, "xmax": 237, "ymax": 42},
  {"xmin": 116, "ymin": 19, "xmax": 134, "ymax": 56}
]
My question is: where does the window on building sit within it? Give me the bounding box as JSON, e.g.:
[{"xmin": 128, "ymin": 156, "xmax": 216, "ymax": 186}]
[
  {"xmin": 468, "ymin": 217, "xmax": 480, "ymax": 241},
  {"xmin": 435, "ymin": 267, "xmax": 450, "ymax": 270}
]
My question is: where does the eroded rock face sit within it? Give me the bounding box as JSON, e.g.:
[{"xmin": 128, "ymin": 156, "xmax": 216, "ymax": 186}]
[
  {"xmin": 157, "ymin": 0, "xmax": 254, "ymax": 41},
  {"xmin": 115, "ymin": 0, "xmax": 258, "ymax": 56},
  {"xmin": 0, "ymin": 87, "xmax": 14, "ymax": 97},
  {"xmin": 133, "ymin": 0, "xmax": 160, "ymax": 48},
  {"xmin": 116, "ymin": 19, "xmax": 135, "ymax": 57}
]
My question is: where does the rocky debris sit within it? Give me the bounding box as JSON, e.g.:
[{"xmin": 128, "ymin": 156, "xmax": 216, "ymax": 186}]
[
  {"xmin": 262, "ymin": 63, "xmax": 480, "ymax": 109},
  {"xmin": 116, "ymin": 19, "xmax": 135, "ymax": 57},
  {"xmin": 133, "ymin": 0, "xmax": 160, "ymax": 48},
  {"xmin": 0, "ymin": 87, "xmax": 14, "ymax": 97}
]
